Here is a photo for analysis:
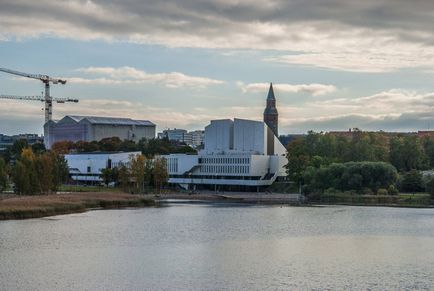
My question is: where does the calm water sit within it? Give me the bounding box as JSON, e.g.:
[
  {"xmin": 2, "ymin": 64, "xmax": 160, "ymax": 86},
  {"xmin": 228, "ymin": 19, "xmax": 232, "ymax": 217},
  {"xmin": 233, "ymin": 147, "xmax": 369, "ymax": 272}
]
[{"xmin": 1, "ymin": 204, "xmax": 434, "ymax": 290}]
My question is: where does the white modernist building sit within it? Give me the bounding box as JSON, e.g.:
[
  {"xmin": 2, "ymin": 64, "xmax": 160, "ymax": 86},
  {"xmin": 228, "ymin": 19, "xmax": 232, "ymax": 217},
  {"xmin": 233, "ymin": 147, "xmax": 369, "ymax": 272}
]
[
  {"xmin": 164, "ymin": 118, "xmax": 287, "ymax": 191},
  {"xmin": 65, "ymin": 151, "xmax": 141, "ymax": 183}
]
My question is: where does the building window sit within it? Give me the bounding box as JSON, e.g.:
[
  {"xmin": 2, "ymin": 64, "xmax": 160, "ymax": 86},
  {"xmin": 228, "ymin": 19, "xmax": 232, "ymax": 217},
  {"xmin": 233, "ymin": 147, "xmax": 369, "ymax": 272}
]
[{"xmin": 87, "ymin": 166, "xmax": 91, "ymax": 173}]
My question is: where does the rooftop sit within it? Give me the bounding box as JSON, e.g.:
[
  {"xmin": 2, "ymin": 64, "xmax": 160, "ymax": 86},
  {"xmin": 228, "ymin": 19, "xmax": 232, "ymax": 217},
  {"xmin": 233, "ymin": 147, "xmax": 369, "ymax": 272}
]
[{"xmin": 64, "ymin": 115, "xmax": 155, "ymax": 126}]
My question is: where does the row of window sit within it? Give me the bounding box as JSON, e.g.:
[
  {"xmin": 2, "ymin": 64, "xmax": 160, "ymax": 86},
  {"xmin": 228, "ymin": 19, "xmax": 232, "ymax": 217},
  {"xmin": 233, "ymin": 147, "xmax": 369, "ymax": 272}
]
[
  {"xmin": 201, "ymin": 165, "xmax": 249, "ymax": 174},
  {"xmin": 199, "ymin": 157, "xmax": 250, "ymax": 164},
  {"xmin": 167, "ymin": 158, "xmax": 179, "ymax": 173}
]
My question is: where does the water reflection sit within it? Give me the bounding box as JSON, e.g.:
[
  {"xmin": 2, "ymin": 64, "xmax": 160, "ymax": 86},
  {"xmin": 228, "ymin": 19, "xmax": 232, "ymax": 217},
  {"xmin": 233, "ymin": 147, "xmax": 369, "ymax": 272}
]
[{"xmin": 1, "ymin": 205, "xmax": 434, "ymax": 290}]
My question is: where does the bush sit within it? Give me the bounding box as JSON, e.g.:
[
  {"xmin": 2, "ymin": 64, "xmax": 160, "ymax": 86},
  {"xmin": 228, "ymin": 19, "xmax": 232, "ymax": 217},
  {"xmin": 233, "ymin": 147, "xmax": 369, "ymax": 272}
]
[
  {"xmin": 377, "ymin": 188, "xmax": 388, "ymax": 195},
  {"xmin": 388, "ymin": 185, "xmax": 399, "ymax": 195},
  {"xmin": 361, "ymin": 187, "xmax": 373, "ymax": 195},
  {"xmin": 303, "ymin": 161, "xmax": 398, "ymax": 194}
]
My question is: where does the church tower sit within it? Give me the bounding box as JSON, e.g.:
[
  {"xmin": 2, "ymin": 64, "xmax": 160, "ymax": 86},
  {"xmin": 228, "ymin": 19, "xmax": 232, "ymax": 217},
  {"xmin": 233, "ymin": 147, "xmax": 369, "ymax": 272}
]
[{"xmin": 263, "ymin": 83, "xmax": 278, "ymax": 136}]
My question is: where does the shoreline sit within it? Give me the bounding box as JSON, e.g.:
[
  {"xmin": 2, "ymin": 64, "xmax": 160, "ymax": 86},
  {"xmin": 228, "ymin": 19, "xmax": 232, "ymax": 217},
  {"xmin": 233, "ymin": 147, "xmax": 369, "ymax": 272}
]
[{"xmin": 1, "ymin": 192, "xmax": 433, "ymax": 221}]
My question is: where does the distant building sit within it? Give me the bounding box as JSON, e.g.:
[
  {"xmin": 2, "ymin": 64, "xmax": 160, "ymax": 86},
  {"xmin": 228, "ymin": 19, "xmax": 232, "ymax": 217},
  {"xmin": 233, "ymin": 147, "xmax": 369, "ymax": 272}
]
[
  {"xmin": 158, "ymin": 128, "xmax": 205, "ymax": 148},
  {"xmin": 44, "ymin": 116, "xmax": 156, "ymax": 149},
  {"xmin": 0, "ymin": 133, "xmax": 43, "ymax": 151},
  {"xmin": 65, "ymin": 151, "xmax": 141, "ymax": 183},
  {"xmin": 328, "ymin": 129, "xmax": 416, "ymax": 138},
  {"xmin": 164, "ymin": 118, "xmax": 287, "ymax": 191},
  {"xmin": 158, "ymin": 128, "xmax": 187, "ymax": 142},
  {"xmin": 189, "ymin": 130, "xmax": 205, "ymax": 147},
  {"xmin": 264, "ymin": 83, "xmax": 278, "ymax": 136}
]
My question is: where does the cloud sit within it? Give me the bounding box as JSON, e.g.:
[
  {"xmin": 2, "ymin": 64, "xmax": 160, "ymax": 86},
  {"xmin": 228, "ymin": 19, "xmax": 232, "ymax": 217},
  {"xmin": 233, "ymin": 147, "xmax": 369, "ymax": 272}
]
[
  {"xmin": 2, "ymin": 1, "xmax": 434, "ymax": 72},
  {"xmin": 70, "ymin": 66, "xmax": 224, "ymax": 88},
  {"xmin": 240, "ymin": 82, "xmax": 337, "ymax": 96},
  {"xmin": 284, "ymin": 112, "xmax": 434, "ymax": 133},
  {"xmin": 276, "ymin": 89, "xmax": 434, "ymax": 133}
]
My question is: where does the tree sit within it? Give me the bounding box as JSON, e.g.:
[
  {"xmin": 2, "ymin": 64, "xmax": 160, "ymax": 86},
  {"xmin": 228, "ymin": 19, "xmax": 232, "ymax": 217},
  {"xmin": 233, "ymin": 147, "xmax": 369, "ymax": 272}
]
[
  {"xmin": 100, "ymin": 167, "xmax": 119, "ymax": 187},
  {"xmin": 49, "ymin": 153, "xmax": 69, "ymax": 192},
  {"xmin": 286, "ymin": 138, "xmax": 310, "ymax": 184},
  {"xmin": 152, "ymin": 157, "xmax": 168, "ymax": 193},
  {"xmin": 425, "ymin": 176, "xmax": 434, "ymax": 198},
  {"xmin": 118, "ymin": 164, "xmax": 131, "ymax": 191},
  {"xmin": 303, "ymin": 161, "xmax": 398, "ymax": 194},
  {"xmin": 31, "ymin": 142, "xmax": 46, "ymax": 155},
  {"xmin": 390, "ymin": 136, "xmax": 427, "ymax": 171},
  {"xmin": 400, "ymin": 170, "xmax": 424, "ymax": 193},
  {"xmin": 0, "ymin": 157, "xmax": 8, "ymax": 192},
  {"xmin": 100, "ymin": 168, "xmax": 113, "ymax": 187},
  {"xmin": 52, "ymin": 141, "xmax": 74, "ymax": 155},
  {"xmin": 99, "ymin": 137, "xmax": 122, "ymax": 152},
  {"xmin": 422, "ymin": 137, "xmax": 434, "ymax": 168},
  {"xmin": 130, "ymin": 154, "xmax": 146, "ymax": 193},
  {"xmin": 12, "ymin": 160, "xmax": 31, "ymax": 195},
  {"xmin": 35, "ymin": 153, "xmax": 54, "ymax": 194}
]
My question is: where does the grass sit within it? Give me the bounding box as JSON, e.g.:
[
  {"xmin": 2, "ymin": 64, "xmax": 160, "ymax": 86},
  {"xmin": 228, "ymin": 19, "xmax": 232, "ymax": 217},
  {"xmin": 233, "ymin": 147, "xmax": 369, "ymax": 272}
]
[
  {"xmin": 0, "ymin": 192, "xmax": 155, "ymax": 220},
  {"xmin": 314, "ymin": 192, "xmax": 432, "ymax": 207}
]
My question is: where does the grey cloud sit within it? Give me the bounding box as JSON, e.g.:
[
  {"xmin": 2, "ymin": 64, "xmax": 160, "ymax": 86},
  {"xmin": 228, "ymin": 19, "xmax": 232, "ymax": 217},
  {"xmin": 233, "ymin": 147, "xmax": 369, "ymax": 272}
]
[
  {"xmin": 2, "ymin": 1, "xmax": 434, "ymax": 72},
  {"xmin": 284, "ymin": 112, "xmax": 434, "ymax": 134},
  {"xmin": 2, "ymin": 0, "xmax": 434, "ymax": 42}
]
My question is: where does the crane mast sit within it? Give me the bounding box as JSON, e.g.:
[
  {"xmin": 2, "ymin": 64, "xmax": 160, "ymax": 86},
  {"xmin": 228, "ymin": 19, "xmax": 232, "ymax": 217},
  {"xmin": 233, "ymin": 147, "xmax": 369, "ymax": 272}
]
[{"xmin": 0, "ymin": 67, "xmax": 75, "ymax": 123}]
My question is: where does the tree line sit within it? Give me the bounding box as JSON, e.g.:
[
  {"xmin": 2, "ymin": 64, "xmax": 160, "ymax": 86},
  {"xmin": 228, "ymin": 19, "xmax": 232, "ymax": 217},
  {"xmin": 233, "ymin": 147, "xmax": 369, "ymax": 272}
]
[
  {"xmin": 0, "ymin": 148, "xmax": 69, "ymax": 195},
  {"xmin": 286, "ymin": 130, "xmax": 434, "ymax": 196},
  {"xmin": 51, "ymin": 137, "xmax": 197, "ymax": 156}
]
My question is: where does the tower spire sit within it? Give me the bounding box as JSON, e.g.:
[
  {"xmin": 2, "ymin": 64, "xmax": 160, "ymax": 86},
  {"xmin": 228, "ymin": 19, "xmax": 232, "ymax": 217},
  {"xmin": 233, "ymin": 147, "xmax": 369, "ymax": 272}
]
[
  {"xmin": 267, "ymin": 82, "xmax": 275, "ymax": 100},
  {"xmin": 263, "ymin": 82, "xmax": 278, "ymax": 136}
]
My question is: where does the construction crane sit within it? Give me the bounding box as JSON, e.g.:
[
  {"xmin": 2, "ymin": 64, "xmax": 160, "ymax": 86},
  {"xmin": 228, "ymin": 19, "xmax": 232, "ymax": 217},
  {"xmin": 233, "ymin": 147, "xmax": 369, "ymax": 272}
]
[{"xmin": 0, "ymin": 67, "xmax": 78, "ymax": 123}]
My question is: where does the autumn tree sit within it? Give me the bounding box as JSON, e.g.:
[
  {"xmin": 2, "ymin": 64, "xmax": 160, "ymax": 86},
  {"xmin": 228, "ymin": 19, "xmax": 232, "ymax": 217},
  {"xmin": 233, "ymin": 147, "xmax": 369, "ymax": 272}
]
[
  {"xmin": 152, "ymin": 157, "xmax": 168, "ymax": 193},
  {"xmin": 130, "ymin": 154, "xmax": 146, "ymax": 193},
  {"xmin": 51, "ymin": 140, "xmax": 74, "ymax": 155}
]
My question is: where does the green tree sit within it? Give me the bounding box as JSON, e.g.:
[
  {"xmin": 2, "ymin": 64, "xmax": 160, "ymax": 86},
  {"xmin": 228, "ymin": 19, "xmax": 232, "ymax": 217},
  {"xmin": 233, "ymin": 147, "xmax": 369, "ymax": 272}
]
[
  {"xmin": 12, "ymin": 160, "xmax": 31, "ymax": 195},
  {"xmin": 0, "ymin": 157, "xmax": 8, "ymax": 192},
  {"xmin": 303, "ymin": 161, "xmax": 398, "ymax": 194},
  {"xmin": 425, "ymin": 176, "xmax": 434, "ymax": 198},
  {"xmin": 286, "ymin": 138, "xmax": 310, "ymax": 184},
  {"xmin": 400, "ymin": 170, "xmax": 424, "ymax": 192},
  {"xmin": 422, "ymin": 137, "xmax": 434, "ymax": 168},
  {"xmin": 100, "ymin": 168, "xmax": 119, "ymax": 186},
  {"xmin": 118, "ymin": 164, "xmax": 131, "ymax": 191},
  {"xmin": 51, "ymin": 153, "xmax": 69, "ymax": 192}
]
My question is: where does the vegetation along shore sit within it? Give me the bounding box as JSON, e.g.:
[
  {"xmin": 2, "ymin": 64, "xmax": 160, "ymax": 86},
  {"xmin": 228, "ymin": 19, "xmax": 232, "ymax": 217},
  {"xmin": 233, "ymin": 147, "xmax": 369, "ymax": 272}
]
[{"xmin": 0, "ymin": 192, "xmax": 155, "ymax": 220}]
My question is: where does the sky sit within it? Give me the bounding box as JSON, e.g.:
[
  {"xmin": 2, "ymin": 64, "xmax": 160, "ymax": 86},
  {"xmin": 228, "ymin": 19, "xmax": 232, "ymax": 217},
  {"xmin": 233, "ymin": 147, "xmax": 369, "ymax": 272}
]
[{"xmin": 1, "ymin": 0, "xmax": 434, "ymax": 135}]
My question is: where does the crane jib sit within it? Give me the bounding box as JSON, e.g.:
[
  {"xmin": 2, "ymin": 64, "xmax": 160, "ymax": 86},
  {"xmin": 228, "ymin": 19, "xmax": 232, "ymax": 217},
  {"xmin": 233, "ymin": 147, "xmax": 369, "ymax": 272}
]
[{"xmin": 0, "ymin": 67, "xmax": 75, "ymax": 123}]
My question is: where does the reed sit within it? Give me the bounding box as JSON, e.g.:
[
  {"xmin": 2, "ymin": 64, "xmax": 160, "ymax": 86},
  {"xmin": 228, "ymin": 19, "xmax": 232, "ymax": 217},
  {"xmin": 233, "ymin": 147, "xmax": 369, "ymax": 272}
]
[{"xmin": 0, "ymin": 192, "xmax": 155, "ymax": 220}]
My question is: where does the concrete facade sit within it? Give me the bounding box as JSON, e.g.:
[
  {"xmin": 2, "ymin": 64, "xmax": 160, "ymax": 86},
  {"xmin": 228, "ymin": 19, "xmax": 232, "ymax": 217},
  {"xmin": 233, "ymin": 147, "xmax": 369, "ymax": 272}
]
[
  {"xmin": 65, "ymin": 151, "xmax": 141, "ymax": 183},
  {"xmin": 44, "ymin": 116, "xmax": 155, "ymax": 149},
  {"xmin": 164, "ymin": 118, "xmax": 287, "ymax": 190}
]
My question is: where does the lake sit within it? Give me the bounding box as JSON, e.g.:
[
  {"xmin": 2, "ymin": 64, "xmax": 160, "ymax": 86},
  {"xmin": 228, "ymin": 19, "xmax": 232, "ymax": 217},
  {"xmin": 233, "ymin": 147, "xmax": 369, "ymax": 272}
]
[{"xmin": 1, "ymin": 204, "xmax": 434, "ymax": 290}]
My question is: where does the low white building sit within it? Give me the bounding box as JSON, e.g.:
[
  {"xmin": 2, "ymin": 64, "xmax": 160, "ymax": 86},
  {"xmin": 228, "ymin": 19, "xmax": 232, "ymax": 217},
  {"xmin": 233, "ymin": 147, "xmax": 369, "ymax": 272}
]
[
  {"xmin": 164, "ymin": 118, "xmax": 287, "ymax": 191},
  {"xmin": 65, "ymin": 151, "xmax": 141, "ymax": 183}
]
